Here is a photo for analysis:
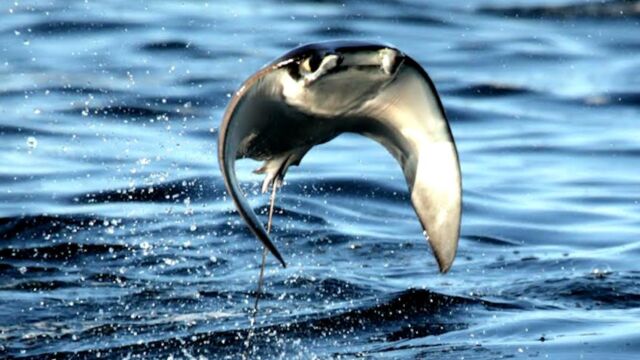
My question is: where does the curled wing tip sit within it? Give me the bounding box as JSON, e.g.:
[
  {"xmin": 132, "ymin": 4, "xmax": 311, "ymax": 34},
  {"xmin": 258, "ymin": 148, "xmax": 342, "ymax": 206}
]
[
  {"xmin": 429, "ymin": 232, "xmax": 457, "ymax": 273},
  {"xmin": 218, "ymin": 128, "xmax": 288, "ymax": 269},
  {"xmin": 437, "ymin": 258, "xmax": 453, "ymax": 273},
  {"xmin": 263, "ymin": 233, "xmax": 287, "ymax": 268}
]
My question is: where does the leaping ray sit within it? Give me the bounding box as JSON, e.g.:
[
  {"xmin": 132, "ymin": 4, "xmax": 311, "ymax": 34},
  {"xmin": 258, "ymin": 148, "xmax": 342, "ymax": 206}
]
[{"xmin": 218, "ymin": 40, "xmax": 462, "ymax": 272}]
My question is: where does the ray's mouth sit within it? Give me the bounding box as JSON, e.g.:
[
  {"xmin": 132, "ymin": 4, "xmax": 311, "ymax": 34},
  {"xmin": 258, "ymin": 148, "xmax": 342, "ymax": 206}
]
[
  {"xmin": 301, "ymin": 49, "xmax": 404, "ymax": 84},
  {"xmin": 332, "ymin": 48, "xmax": 403, "ymax": 75},
  {"xmin": 289, "ymin": 48, "xmax": 404, "ymax": 86},
  {"xmin": 327, "ymin": 60, "xmax": 404, "ymax": 76}
]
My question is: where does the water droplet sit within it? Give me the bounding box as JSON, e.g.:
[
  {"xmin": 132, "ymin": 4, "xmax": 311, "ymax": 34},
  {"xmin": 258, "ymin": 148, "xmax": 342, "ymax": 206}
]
[
  {"xmin": 26, "ymin": 136, "xmax": 37, "ymax": 149},
  {"xmin": 162, "ymin": 258, "xmax": 177, "ymax": 266}
]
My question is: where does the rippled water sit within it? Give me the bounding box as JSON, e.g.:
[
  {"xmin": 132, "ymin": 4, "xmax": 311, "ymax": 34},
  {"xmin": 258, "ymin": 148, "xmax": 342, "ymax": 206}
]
[{"xmin": 1, "ymin": 0, "xmax": 640, "ymax": 359}]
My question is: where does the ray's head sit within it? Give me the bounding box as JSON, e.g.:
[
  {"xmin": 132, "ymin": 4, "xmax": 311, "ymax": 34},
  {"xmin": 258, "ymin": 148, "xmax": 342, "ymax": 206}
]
[{"xmin": 270, "ymin": 41, "xmax": 405, "ymax": 117}]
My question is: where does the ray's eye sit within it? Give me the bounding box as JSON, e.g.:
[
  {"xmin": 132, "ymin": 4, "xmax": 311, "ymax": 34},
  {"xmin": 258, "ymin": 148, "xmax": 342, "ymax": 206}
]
[{"xmin": 300, "ymin": 54, "xmax": 322, "ymax": 73}]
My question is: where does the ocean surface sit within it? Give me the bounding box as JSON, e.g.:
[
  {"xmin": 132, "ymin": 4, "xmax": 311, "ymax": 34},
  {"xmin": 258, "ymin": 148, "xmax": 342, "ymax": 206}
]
[{"xmin": 1, "ymin": 0, "xmax": 639, "ymax": 358}]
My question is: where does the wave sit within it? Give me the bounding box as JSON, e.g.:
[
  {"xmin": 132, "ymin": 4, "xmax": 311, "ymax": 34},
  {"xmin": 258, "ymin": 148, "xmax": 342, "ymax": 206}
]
[
  {"xmin": 62, "ymin": 95, "xmax": 222, "ymax": 120},
  {"xmin": 140, "ymin": 40, "xmax": 194, "ymax": 51},
  {"xmin": 269, "ymin": 276, "xmax": 374, "ymax": 301},
  {"xmin": 466, "ymin": 234, "xmax": 521, "ymax": 247},
  {"xmin": 0, "ymin": 125, "xmax": 56, "ymax": 137},
  {"xmin": 0, "ymin": 86, "xmax": 126, "ymax": 102},
  {"xmin": 503, "ymin": 272, "xmax": 640, "ymax": 309},
  {"xmin": 480, "ymin": 0, "xmax": 640, "ymax": 20},
  {"xmin": 0, "ymin": 214, "xmax": 96, "ymax": 242},
  {"xmin": 71, "ymin": 177, "xmax": 224, "ymax": 204},
  {"xmin": 1, "ymin": 279, "xmax": 76, "ymax": 291},
  {"xmin": 139, "ymin": 40, "xmax": 244, "ymax": 60},
  {"xmin": 596, "ymin": 91, "xmax": 640, "ymax": 107},
  {"xmin": 8, "ymin": 288, "xmax": 483, "ymax": 359},
  {"xmin": 86, "ymin": 272, "xmax": 129, "ymax": 284},
  {"xmin": 17, "ymin": 20, "xmax": 140, "ymax": 36},
  {"xmin": 307, "ymin": 25, "xmax": 358, "ymax": 37},
  {"xmin": 447, "ymin": 83, "xmax": 535, "ymax": 98},
  {"xmin": 0, "ymin": 242, "xmax": 127, "ymax": 261},
  {"xmin": 443, "ymin": 106, "xmax": 501, "ymax": 123},
  {"xmin": 63, "ymin": 105, "xmax": 171, "ymax": 120}
]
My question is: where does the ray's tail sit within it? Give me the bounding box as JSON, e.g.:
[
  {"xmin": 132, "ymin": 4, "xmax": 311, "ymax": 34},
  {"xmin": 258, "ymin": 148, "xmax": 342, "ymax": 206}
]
[{"xmin": 243, "ymin": 181, "xmax": 278, "ymax": 359}]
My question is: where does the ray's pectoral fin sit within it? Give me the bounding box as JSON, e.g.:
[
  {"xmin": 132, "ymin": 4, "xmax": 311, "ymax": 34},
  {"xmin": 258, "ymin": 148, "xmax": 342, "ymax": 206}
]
[
  {"xmin": 220, "ymin": 132, "xmax": 310, "ymax": 268},
  {"xmin": 359, "ymin": 61, "xmax": 462, "ymax": 272},
  {"xmin": 407, "ymin": 142, "xmax": 461, "ymax": 273},
  {"xmin": 219, "ymin": 135, "xmax": 288, "ymax": 267}
]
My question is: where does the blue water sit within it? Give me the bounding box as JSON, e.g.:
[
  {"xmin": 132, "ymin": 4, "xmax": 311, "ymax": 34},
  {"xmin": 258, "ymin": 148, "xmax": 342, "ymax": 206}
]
[{"xmin": 1, "ymin": 0, "xmax": 640, "ymax": 358}]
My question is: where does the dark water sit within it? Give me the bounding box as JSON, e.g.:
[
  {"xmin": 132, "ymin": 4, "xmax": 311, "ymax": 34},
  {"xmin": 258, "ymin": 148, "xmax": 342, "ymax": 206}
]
[{"xmin": 1, "ymin": 0, "xmax": 640, "ymax": 358}]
